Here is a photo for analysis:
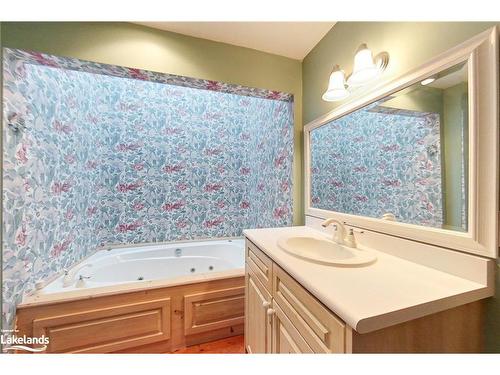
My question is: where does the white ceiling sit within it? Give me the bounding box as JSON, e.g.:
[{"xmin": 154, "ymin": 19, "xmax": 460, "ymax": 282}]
[{"xmin": 135, "ymin": 22, "xmax": 335, "ymax": 60}]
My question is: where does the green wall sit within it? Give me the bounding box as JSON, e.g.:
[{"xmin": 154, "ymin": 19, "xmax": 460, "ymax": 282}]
[
  {"xmin": 303, "ymin": 22, "xmax": 499, "ymax": 123},
  {"xmin": 1, "ymin": 21, "xmax": 499, "ymax": 351},
  {"xmin": 442, "ymin": 82, "xmax": 468, "ymax": 231},
  {"xmin": 380, "ymin": 81, "xmax": 469, "ymax": 233},
  {"xmin": 0, "ymin": 21, "xmax": 304, "ymax": 225},
  {"xmin": 303, "ymin": 21, "xmax": 499, "ymax": 353}
]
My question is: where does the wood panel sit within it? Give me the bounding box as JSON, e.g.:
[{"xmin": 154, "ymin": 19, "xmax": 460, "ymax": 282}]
[
  {"xmin": 272, "ymin": 301, "xmax": 313, "ymax": 354},
  {"xmin": 33, "ymin": 298, "xmax": 170, "ymax": 353},
  {"xmin": 246, "ymin": 239, "xmax": 273, "ymax": 291},
  {"xmin": 16, "ymin": 276, "xmax": 244, "ymax": 353},
  {"xmin": 273, "ymin": 264, "xmax": 345, "ymax": 353},
  {"xmin": 351, "ymin": 301, "xmax": 484, "ymax": 353},
  {"xmin": 276, "ymin": 324, "xmax": 301, "ymax": 354},
  {"xmin": 116, "ymin": 325, "xmax": 244, "ymax": 353},
  {"xmin": 184, "ymin": 286, "xmax": 245, "ymax": 335},
  {"xmin": 245, "ymin": 264, "xmax": 272, "ymax": 353}
]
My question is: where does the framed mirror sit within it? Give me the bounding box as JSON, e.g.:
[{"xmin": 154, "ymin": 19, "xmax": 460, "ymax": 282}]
[{"xmin": 304, "ymin": 27, "xmax": 498, "ymax": 258}]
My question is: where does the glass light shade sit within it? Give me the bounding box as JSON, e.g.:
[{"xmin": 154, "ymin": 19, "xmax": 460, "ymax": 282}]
[
  {"xmin": 322, "ymin": 67, "xmax": 350, "ymax": 102},
  {"xmin": 347, "ymin": 44, "xmax": 379, "ymax": 86}
]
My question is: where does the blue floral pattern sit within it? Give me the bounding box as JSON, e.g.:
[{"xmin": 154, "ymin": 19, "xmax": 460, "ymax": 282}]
[
  {"xmin": 2, "ymin": 48, "xmax": 294, "ymax": 330},
  {"xmin": 3, "ymin": 48, "xmax": 293, "ymax": 102},
  {"xmin": 310, "ymin": 101, "xmax": 443, "ymax": 227}
]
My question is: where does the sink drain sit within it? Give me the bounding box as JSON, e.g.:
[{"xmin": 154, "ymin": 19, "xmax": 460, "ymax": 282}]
[
  {"xmin": 209, "ymin": 266, "xmax": 214, "ymax": 270},
  {"xmin": 190, "ymin": 268, "xmax": 196, "ymax": 273},
  {"xmin": 137, "ymin": 276, "xmax": 144, "ymax": 280}
]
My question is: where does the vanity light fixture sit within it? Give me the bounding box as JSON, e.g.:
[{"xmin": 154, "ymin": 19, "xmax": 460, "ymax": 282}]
[
  {"xmin": 347, "ymin": 44, "xmax": 390, "ymax": 87},
  {"xmin": 322, "ymin": 44, "xmax": 389, "ymax": 102},
  {"xmin": 322, "ymin": 65, "xmax": 350, "ymax": 102},
  {"xmin": 420, "ymin": 77, "xmax": 436, "ymax": 85}
]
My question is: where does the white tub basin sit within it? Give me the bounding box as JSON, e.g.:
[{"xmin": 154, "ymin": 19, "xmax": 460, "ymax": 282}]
[
  {"xmin": 39, "ymin": 239, "xmax": 245, "ymax": 294},
  {"xmin": 277, "ymin": 236, "xmax": 376, "ymax": 266}
]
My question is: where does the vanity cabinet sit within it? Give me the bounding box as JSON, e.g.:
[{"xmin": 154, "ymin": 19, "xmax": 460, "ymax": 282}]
[
  {"xmin": 244, "ymin": 238, "xmax": 484, "ymax": 353},
  {"xmin": 245, "ymin": 239, "xmax": 346, "ymax": 353}
]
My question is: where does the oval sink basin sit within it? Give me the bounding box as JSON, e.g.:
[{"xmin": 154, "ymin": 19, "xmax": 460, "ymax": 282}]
[{"xmin": 277, "ymin": 236, "xmax": 377, "ymax": 266}]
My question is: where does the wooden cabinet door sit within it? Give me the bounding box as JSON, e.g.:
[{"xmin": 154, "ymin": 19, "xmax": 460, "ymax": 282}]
[
  {"xmin": 271, "ymin": 302, "xmax": 313, "ymax": 354},
  {"xmin": 245, "ymin": 267, "xmax": 272, "ymax": 353},
  {"xmin": 184, "ymin": 286, "xmax": 245, "ymax": 336},
  {"xmin": 273, "ymin": 264, "xmax": 346, "ymax": 353}
]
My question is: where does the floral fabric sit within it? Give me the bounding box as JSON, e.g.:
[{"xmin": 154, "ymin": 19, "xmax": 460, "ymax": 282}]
[
  {"xmin": 3, "ymin": 48, "xmax": 293, "ymax": 102},
  {"xmin": 310, "ymin": 101, "xmax": 443, "ymax": 228},
  {"xmin": 2, "ymin": 48, "xmax": 294, "ymax": 330}
]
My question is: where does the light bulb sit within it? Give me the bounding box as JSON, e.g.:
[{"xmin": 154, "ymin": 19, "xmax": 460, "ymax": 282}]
[{"xmin": 421, "ymin": 77, "xmax": 435, "ymax": 85}]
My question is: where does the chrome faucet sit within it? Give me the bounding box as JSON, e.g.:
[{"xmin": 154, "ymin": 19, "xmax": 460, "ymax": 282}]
[{"xmin": 62, "ymin": 264, "xmax": 93, "ymax": 288}]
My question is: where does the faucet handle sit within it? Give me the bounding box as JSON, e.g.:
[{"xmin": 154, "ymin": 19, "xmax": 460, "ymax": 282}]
[{"xmin": 345, "ymin": 229, "xmax": 357, "ymax": 248}]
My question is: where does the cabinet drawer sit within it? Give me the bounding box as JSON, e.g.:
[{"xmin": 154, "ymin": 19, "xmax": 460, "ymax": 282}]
[
  {"xmin": 273, "ymin": 264, "xmax": 346, "ymax": 353},
  {"xmin": 246, "ymin": 239, "xmax": 273, "ymax": 291}
]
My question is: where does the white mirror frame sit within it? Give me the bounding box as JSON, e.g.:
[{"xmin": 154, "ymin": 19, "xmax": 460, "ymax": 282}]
[{"xmin": 304, "ymin": 27, "xmax": 499, "ymax": 259}]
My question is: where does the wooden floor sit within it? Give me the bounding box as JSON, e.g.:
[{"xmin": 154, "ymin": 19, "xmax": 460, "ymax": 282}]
[{"xmin": 173, "ymin": 335, "xmax": 245, "ymax": 354}]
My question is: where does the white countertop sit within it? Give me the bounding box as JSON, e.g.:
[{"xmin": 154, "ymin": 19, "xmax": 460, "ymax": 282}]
[{"xmin": 244, "ymin": 226, "xmax": 492, "ymax": 334}]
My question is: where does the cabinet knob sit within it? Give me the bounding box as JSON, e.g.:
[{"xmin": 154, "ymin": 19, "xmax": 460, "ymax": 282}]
[
  {"xmin": 262, "ymin": 301, "xmax": 271, "ymax": 308},
  {"xmin": 266, "ymin": 308, "xmax": 275, "ymax": 316}
]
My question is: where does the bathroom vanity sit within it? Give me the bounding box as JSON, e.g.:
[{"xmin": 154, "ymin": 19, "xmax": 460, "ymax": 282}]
[
  {"xmin": 243, "ymin": 27, "xmax": 499, "ymax": 353},
  {"xmin": 244, "ymin": 225, "xmax": 492, "ymax": 353}
]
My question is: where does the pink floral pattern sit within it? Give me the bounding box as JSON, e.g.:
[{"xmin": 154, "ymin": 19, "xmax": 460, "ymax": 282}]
[
  {"xmin": 310, "ymin": 100, "xmax": 443, "ymax": 228},
  {"xmin": 5, "ymin": 48, "xmax": 293, "ymax": 102},
  {"xmin": 2, "ymin": 48, "xmax": 294, "ymax": 331}
]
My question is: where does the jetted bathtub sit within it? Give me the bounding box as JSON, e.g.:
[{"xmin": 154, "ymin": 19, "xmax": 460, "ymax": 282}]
[
  {"xmin": 40, "ymin": 238, "xmax": 245, "ymax": 293},
  {"xmin": 17, "ymin": 238, "xmax": 246, "ymax": 353}
]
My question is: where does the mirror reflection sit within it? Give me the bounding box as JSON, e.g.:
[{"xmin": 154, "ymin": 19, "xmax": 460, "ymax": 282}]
[{"xmin": 310, "ymin": 61, "xmax": 468, "ymax": 232}]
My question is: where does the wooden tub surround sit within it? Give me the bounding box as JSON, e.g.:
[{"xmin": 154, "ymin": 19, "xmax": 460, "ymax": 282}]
[{"xmin": 15, "ymin": 276, "xmax": 244, "ymax": 353}]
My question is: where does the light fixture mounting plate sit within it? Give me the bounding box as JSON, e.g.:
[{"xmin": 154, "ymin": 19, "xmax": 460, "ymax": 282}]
[{"xmin": 375, "ymin": 51, "xmax": 390, "ymax": 71}]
